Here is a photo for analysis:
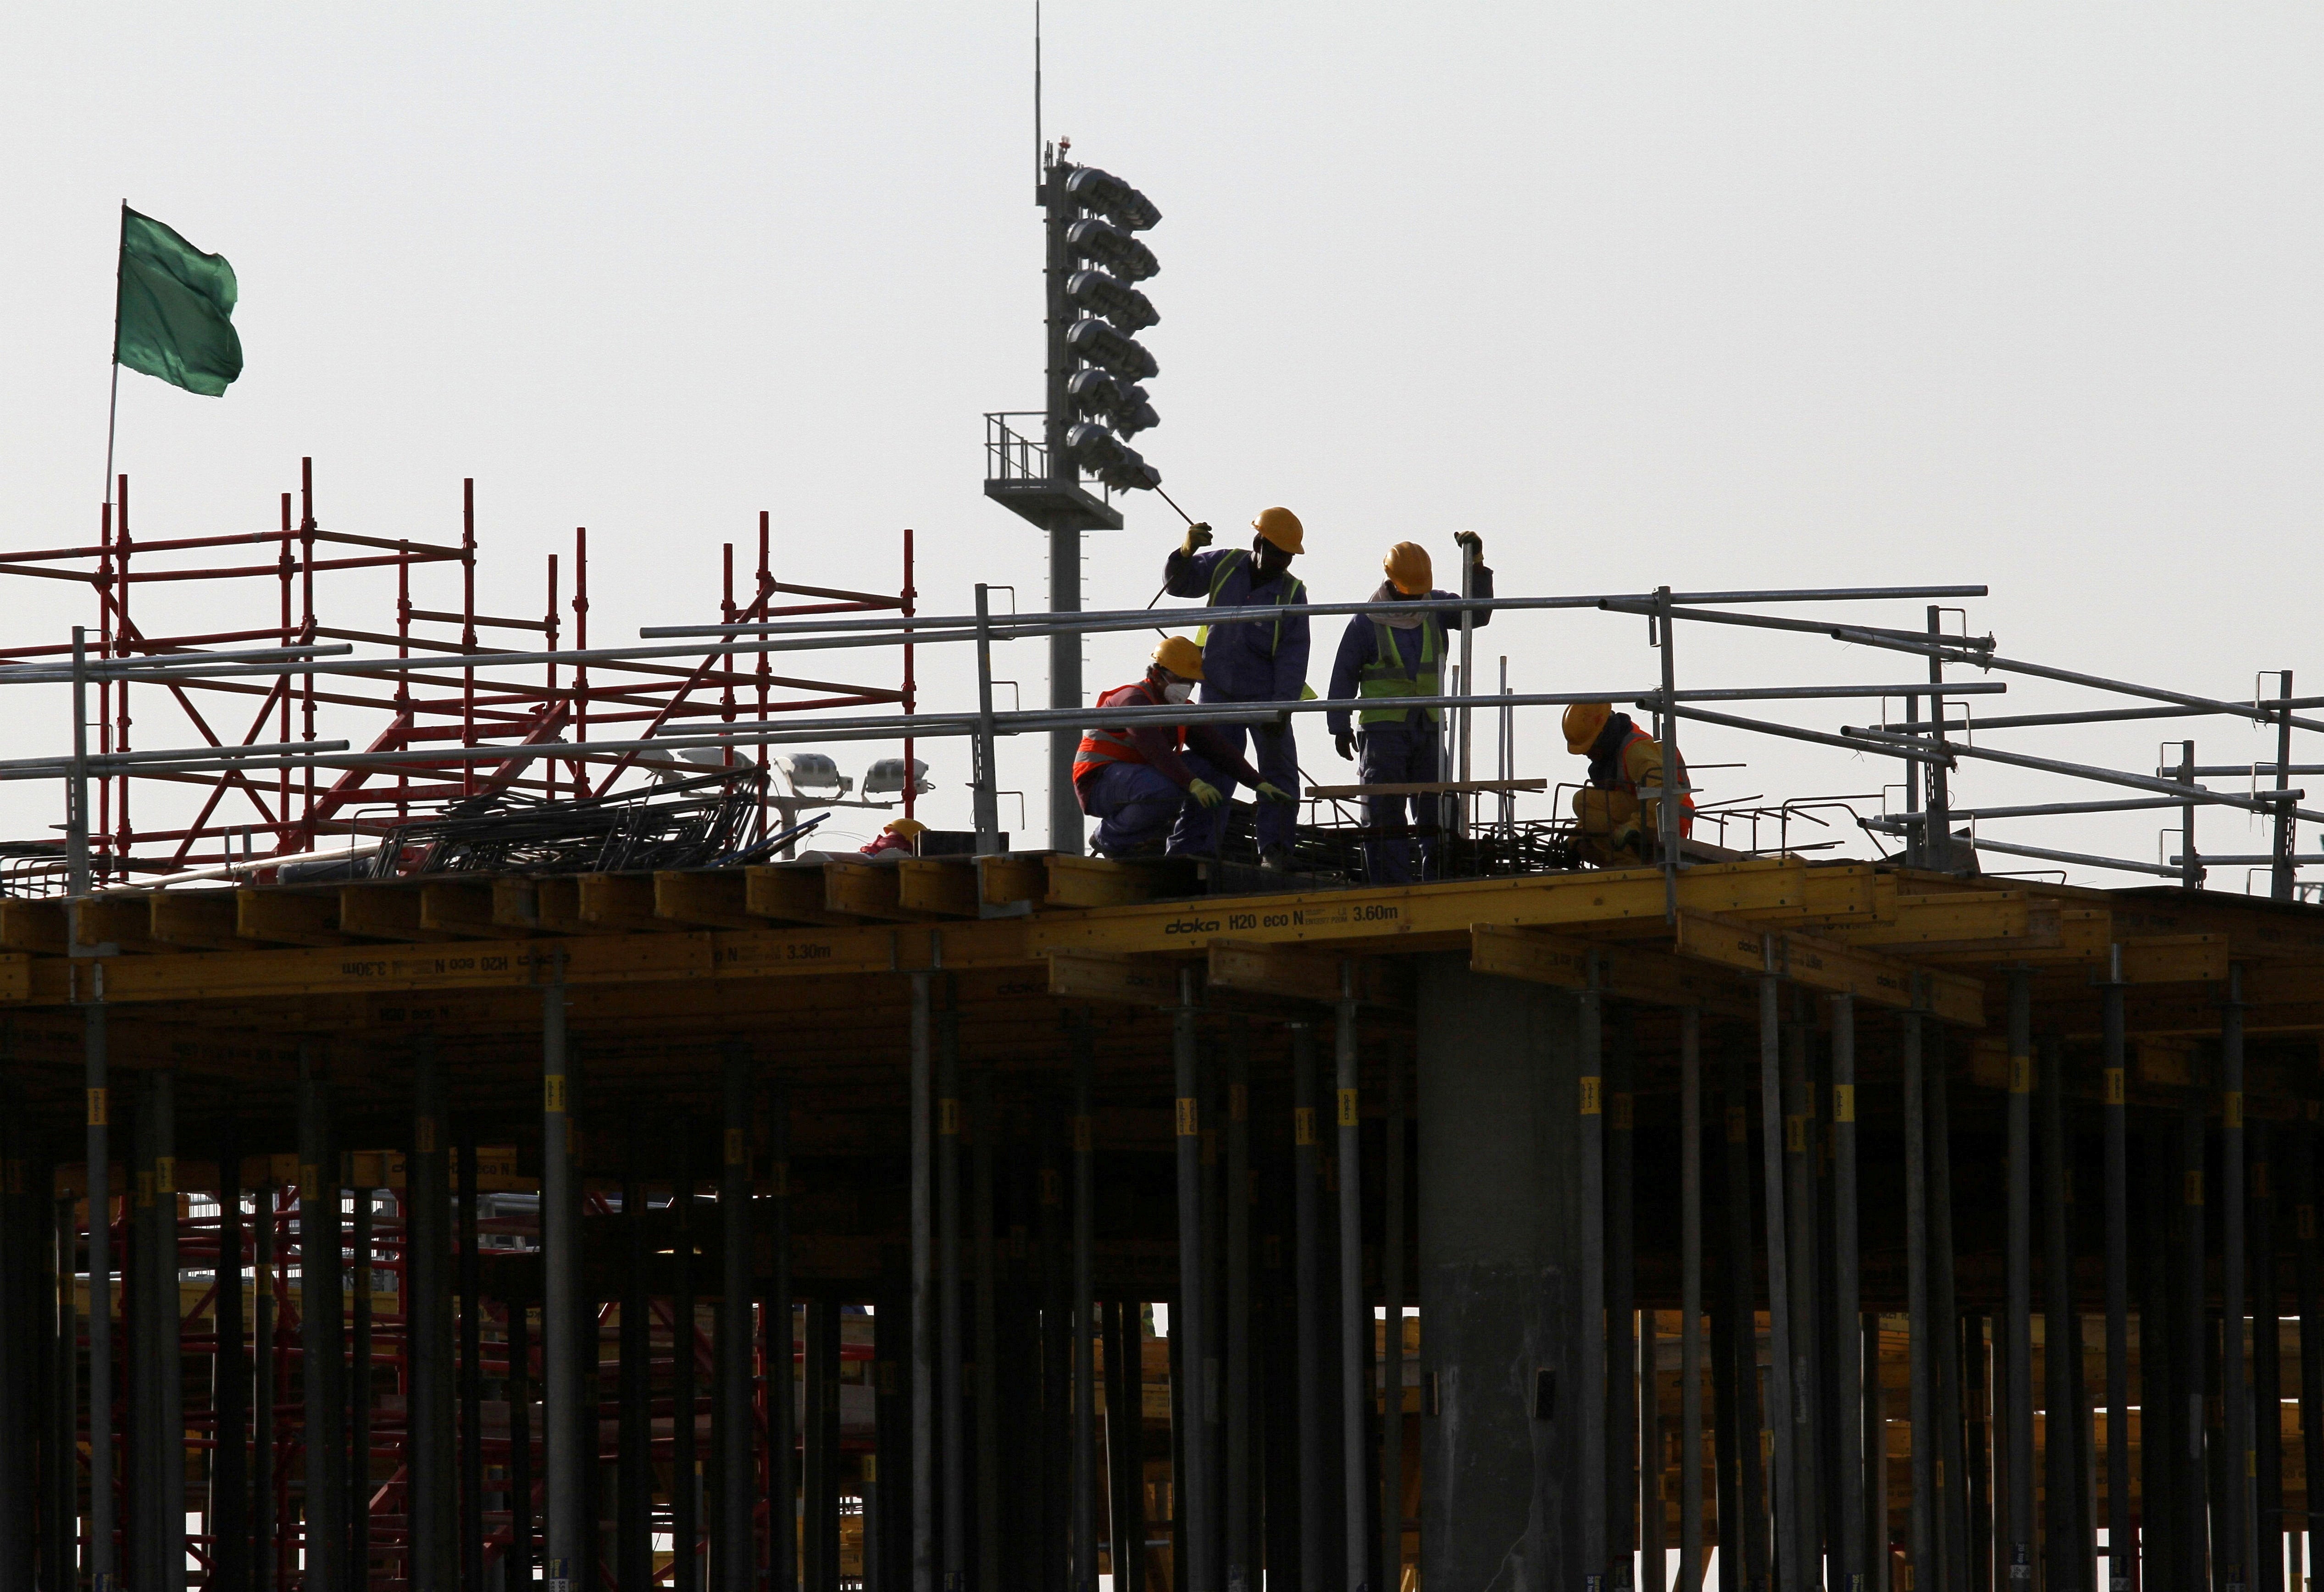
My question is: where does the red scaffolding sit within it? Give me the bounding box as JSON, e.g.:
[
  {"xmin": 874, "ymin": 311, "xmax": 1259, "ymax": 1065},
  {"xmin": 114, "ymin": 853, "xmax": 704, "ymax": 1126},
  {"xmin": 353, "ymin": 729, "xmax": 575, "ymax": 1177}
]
[{"xmin": 0, "ymin": 459, "xmax": 917, "ymax": 884}]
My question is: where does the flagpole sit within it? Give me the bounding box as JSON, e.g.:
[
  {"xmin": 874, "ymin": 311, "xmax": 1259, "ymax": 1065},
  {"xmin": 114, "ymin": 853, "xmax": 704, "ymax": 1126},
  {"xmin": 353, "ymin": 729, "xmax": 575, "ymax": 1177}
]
[{"xmin": 103, "ymin": 200, "xmax": 124, "ymax": 508}]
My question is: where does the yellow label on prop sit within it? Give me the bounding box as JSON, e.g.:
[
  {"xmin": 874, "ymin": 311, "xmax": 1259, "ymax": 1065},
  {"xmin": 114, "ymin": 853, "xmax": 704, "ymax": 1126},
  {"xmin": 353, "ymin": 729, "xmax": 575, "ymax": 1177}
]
[
  {"xmin": 544, "ymin": 1076, "xmax": 567, "ymax": 1114},
  {"xmin": 2224, "ymin": 1092, "xmax": 2244, "ymax": 1129},
  {"xmin": 938, "ymin": 1098, "xmax": 960, "ymax": 1137},
  {"xmin": 725, "ymin": 1129, "xmax": 746, "ymax": 1167},
  {"xmin": 2301, "ymin": 1204, "xmax": 2316, "ymax": 1242},
  {"xmin": 87, "ymin": 1087, "xmax": 108, "ymax": 1126},
  {"xmin": 774, "ymin": 1160, "xmax": 790, "ymax": 1198},
  {"xmin": 1072, "ymin": 1115, "xmax": 1093, "ymax": 1154},
  {"xmin": 1759, "ymin": 1430, "xmax": 1773, "ymax": 1460},
  {"xmin": 416, "ymin": 1117, "xmax": 437, "ymax": 1155},
  {"xmin": 1177, "ymin": 1097, "xmax": 1199, "ymax": 1137},
  {"xmin": 2104, "ymin": 1068, "xmax": 2125, "ymax": 1106},
  {"xmin": 1832, "ymin": 1085, "xmax": 1856, "ymax": 1124},
  {"xmin": 862, "ymin": 1455, "xmax": 877, "ymax": 1483},
  {"xmin": 1042, "ymin": 1168, "xmax": 1063, "ymax": 1206},
  {"xmin": 2249, "ymin": 1448, "xmax": 2258, "ymax": 1477},
  {"xmin": 1230, "ymin": 1083, "xmax": 1249, "ymax": 1123},
  {"xmin": 1786, "ymin": 1115, "xmax": 1808, "ymax": 1155},
  {"xmin": 1338, "ymin": 1087, "xmax": 1359, "ymax": 1128},
  {"xmin": 1726, "ymin": 1104, "xmax": 1746, "ymax": 1144},
  {"xmin": 2185, "ymin": 1170, "xmax": 2205, "ymax": 1207},
  {"xmin": 1611, "ymin": 1093, "xmax": 1634, "ymax": 1132},
  {"xmin": 301, "ymin": 1163, "xmax": 322, "ymax": 1193},
  {"xmin": 136, "ymin": 1170, "xmax": 154, "ymax": 1207},
  {"xmin": 1295, "ymin": 1107, "xmax": 1317, "ymax": 1147},
  {"xmin": 1580, "ymin": 1076, "xmax": 1602, "ymax": 1116},
  {"xmin": 155, "ymin": 1156, "xmax": 176, "ymax": 1194},
  {"xmin": 2009, "ymin": 1052, "xmax": 2033, "ymax": 1093}
]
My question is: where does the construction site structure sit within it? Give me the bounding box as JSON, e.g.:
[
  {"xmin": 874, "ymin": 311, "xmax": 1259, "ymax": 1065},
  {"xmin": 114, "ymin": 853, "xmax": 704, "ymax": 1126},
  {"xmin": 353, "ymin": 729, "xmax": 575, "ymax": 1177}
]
[{"xmin": 13, "ymin": 479, "xmax": 2324, "ymax": 1592}]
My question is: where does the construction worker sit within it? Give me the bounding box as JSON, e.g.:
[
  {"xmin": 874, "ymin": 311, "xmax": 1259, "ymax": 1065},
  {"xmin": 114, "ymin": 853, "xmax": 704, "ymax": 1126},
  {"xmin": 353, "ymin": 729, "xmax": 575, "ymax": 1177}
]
[
  {"xmin": 1563, "ymin": 702, "xmax": 1694, "ymax": 865},
  {"xmin": 857, "ymin": 817, "xmax": 926, "ymax": 858},
  {"xmin": 1324, "ymin": 534, "xmax": 1492, "ymax": 883},
  {"xmin": 1073, "ymin": 636, "xmax": 1296, "ymax": 859},
  {"xmin": 1161, "ymin": 507, "xmax": 1309, "ymax": 866}
]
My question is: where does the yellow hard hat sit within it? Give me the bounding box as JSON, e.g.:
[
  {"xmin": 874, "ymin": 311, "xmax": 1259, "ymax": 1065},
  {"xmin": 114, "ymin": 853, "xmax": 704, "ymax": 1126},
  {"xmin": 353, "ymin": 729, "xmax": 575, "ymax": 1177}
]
[
  {"xmin": 1383, "ymin": 542, "xmax": 1432, "ymax": 596},
  {"xmin": 1151, "ymin": 635, "xmax": 1205, "ymax": 681},
  {"xmin": 1251, "ymin": 506, "xmax": 1304, "ymax": 555},
  {"xmin": 1564, "ymin": 701, "xmax": 1613, "ymax": 755},
  {"xmin": 884, "ymin": 817, "xmax": 928, "ymax": 838}
]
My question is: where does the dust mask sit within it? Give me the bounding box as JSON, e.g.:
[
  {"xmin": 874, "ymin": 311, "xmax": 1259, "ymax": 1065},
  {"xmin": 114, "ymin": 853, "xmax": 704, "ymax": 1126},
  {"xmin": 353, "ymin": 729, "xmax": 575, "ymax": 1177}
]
[{"xmin": 1163, "ymin": 681, "xmax": 1194, "ymax": 704}]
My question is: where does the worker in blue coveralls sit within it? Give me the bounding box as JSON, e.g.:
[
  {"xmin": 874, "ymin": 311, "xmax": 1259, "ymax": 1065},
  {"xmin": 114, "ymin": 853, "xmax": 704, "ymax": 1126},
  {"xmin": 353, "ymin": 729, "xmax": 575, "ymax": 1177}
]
[
  {"xmin": 1160, "ymin": 506, "xmax": 1310, "ymax": 868},
  {"xmin": 1324, "ymin": 533, "xmax": 1493, "ymax": 884}
]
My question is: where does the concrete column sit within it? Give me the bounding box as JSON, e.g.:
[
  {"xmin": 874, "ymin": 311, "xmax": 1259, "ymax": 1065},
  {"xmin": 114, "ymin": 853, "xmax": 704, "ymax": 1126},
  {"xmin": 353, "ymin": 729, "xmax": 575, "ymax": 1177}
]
[{"xmin": 1416, "ymin": 954, "xmax": 1591, "ymax": 1589}]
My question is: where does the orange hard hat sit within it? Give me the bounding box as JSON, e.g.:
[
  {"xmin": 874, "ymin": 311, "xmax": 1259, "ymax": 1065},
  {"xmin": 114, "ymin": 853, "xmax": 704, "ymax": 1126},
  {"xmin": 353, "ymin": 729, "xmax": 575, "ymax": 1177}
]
[
  {"xmin": 1383, "ymin": 542, "xmax": 1432, "ymax": 596},
  {"xmin": 1564, "ymin": 702, "xmax": 1613, "ymax": 756},
  {"xmin": 883, "ymin": 817, "xmax": 928, "ymax": 838},
  {"xmin": 1250, "ymin": 506, "xmax": 1304, "ymax": 555},
  {"xmin": 1151, "ymin": 635, "xmax": 1205, "ymax": 680}
]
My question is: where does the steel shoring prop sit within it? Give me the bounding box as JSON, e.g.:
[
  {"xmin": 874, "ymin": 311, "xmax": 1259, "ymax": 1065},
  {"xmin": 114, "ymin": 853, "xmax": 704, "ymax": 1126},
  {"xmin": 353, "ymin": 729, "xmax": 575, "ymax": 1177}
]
[
  {"xmin": 1830, "ymin": 995, "xmax": 1865, "ymax": 1592},
  {"xmin": 2099, "ymin": 951, "xmax": 2134, "ymax": 1592},
  {"xmin": 1580, "ymin": 970, "xmax": 1612, "ymax": 1592},
  {"xmin": 1174, "ymin": 967, "xmax": 1218, "ymax": 1592},
  {"xmin": 718, "ymin": 1044, "xmax": 755, "ymax": 1592},
  {"xmin": 2003, "ymin": 973, "xmax": 2035, "ymax": 1592},
  {"xmin": 1290, "ymin": 1022, "xmax": 1331, "ymax": 1592},
  {"xmin": 1334, "ymin": 965, "xmax": 1369, "ymax": 1592},
  {"xmin": 1677, "ymin": 1009, "xmax": 1704, "ymax": 1592},
  {"xmin": 1904, "ymin": 1013, "xmax": 1937, "ymax": 1592},
  {"xmin": 2222, "ymin": 967, "xmax": 2252, "ymax": 1592},
  {"xmin": 1753, "ymin": 949, "xmax": 1804, "ymax": 1592}
]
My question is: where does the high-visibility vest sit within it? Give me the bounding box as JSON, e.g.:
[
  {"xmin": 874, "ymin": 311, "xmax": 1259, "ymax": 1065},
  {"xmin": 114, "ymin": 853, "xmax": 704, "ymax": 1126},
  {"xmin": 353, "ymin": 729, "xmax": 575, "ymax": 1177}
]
[
  {"xmin": 1195, "ymin": 549, "xmax": 1304, "ymax": 654},
  {"xmin": 1072, "ymin": 679, "xmax": 1178, "ymax": 783},
  {"xmin": 1608, "ymin": 725, "xmax": 1696, "ymax": 836},
  {"xmin": 1355, "ymin": 616, "xmax": 1442, "ymax": 726}
]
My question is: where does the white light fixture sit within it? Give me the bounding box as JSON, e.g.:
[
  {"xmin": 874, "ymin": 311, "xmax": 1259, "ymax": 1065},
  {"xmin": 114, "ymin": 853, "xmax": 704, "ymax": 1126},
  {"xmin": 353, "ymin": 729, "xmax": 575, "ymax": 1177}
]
[{"xmin": 861, "ymin": 757, "xmax": 931, "ymax": 799}]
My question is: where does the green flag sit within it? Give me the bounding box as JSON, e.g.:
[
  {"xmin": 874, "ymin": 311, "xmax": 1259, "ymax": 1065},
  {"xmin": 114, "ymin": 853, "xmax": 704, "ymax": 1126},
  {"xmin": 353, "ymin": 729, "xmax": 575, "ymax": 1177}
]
[{"xmin": 114, "ymin": 207, "xmax": 243, "ymax": 397}]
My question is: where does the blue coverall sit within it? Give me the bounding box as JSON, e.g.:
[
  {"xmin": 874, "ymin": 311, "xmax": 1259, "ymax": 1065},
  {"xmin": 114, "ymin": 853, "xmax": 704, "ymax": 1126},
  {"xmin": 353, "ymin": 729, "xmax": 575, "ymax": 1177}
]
[
  {"xmin": 1324, "ymin": 571, "xmax": 1495, "ymax": 883},
  {"xmin": 1160, "ymin": 546, "xmax": 1310, "ymax": 855}
]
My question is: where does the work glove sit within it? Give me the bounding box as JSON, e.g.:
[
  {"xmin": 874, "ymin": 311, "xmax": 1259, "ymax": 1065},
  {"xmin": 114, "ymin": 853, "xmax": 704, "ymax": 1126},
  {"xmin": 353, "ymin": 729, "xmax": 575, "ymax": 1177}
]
[
  {"xmin": 1453, "ymin": 529, "xmax": 1484, "ymax": 560},
  {"xmin": 1187, "ymin": 778, "xmax": 1224, "ymax": 809},
  {"xmin": 1181, "ymin": 521, "xmax": 1214, "ymax": 554},
  {"xmin": 1254, "ymin": 782, "xmax": 1297, "ymax": 805},
  {"xmin": 1335, "ymin": 732, "xmax": 1355, "ymax": 762}
]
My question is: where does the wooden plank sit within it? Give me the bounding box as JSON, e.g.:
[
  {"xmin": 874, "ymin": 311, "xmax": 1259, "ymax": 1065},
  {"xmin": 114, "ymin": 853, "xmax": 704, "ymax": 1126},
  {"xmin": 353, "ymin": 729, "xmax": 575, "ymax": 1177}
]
[
  {"xmin": 1045, "ymin": 854, "xmax": 1160, "ymax": 909},
  {"xmin": 1304, "ymin": 778, "xmax": 1546, "ymax": 799},
  {"xmin": 654, "ymin": 871, "xmax": 758, "ymax": 930},
  {"xmin": 0, "ymin": 900, "xmax": 67, "ymax": 956},
  {"xmin": 2118, "ymin": 934, "xmax": 2231, "ymax": 986},
  {"xmin": 1024, "ymin": 857, "xmax": 1820, "ymax": 959},
  {"xmin": 417, "ymin": 882, "xmax": 500, "ymax": 937},
  {"xmin": 491, "ymin": 877, "xmax": 539, "ymax": 932},
  {"xmin": 1047, "ymin": 951, "xmax": 1185, "ymax": 1007},
  {"xmin": 147, "ymin": 892, "xmax": 266, "ymax": 952},
  {"xmin": 579, "ymin": 874, "xmax": 681, "ymax": 932},
  {"xmin": 1204, "ymin": 941, "xmax": 1414, "ymax": 1009},
  {"xmin": 1674, "ymin": 910, "xmax": 1985, "ymax": 1027},
  {"xmin": 339, "ymin": 884, "xmax": 461, "ymax": 943},
  {"xmin": 235, "ymin": 890, "xmax": 349, "ymax": 948},
  {"xmin": 73, "ymin": 896, "xmax": 172, "ymax": 954},
  {"xmin": 745, "ymin": 865, "xmax": 855, "ymax": 926},
  {"xmin": 978, "ymin": 853, "xmax": 1048, "ymax": 911},
  {"xmin": 533, "ymin": 879, "xmax": 611, "ymax": 935},
  {"xmin": 1826, "ymin": 891, "xmax": 2038, "ymax": 949},
  {"xmin": 1469, "ymin": 924, "xmax": 1756, "ymax": 1018},
  {"xmin": 897, "ymin": 859, "xmax": 981, "ymax": 918},
  {"xmin": 825, "ymin": 863, "xmax": 931, "ymax": 922}
]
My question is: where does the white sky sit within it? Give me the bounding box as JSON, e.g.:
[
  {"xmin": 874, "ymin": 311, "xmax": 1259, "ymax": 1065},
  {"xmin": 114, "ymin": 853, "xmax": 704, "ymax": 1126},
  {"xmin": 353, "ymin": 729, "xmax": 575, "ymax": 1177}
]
[{"xmin": 4, "ymin": 6, "xmax": 2323, "ymax": 876}]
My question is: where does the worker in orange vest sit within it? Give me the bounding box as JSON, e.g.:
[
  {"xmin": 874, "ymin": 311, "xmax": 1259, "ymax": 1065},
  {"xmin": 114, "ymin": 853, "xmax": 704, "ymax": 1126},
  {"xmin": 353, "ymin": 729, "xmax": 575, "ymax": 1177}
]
[
  {"xmin": 1563, "ymin": 702, "xmax": 1694, "ymax": 865},
  {"xmin": 1073, "ymin": 637, "xmax": 1297, "ymax": 858}
]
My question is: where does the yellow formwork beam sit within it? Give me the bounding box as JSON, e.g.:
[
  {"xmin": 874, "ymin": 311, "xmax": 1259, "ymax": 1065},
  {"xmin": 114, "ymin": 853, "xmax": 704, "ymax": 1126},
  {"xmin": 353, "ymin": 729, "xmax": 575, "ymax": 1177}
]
[
  {"xmin": 1674, "ymin": 910, "xmax": 1986, "ymax": 1027},
  {"xmin": 1469, "ymin": 924, "xmax": 1756, "ymax": 1017}
]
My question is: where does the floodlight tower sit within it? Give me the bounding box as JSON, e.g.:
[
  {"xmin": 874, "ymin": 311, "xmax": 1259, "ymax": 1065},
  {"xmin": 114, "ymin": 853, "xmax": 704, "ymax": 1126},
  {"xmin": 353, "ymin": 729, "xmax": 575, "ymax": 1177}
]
[{"xmin": 985, "ymin": 143, "xmax": 1166, "ymax": 854}]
